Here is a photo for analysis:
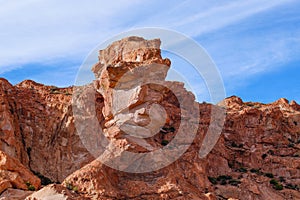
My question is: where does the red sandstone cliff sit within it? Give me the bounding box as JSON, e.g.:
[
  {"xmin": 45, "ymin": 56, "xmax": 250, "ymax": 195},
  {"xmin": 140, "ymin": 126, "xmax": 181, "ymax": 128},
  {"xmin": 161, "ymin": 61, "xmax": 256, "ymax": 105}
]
[{"xmin": 0, "ymin": 37, "xmax": 299, "ymax": 200}]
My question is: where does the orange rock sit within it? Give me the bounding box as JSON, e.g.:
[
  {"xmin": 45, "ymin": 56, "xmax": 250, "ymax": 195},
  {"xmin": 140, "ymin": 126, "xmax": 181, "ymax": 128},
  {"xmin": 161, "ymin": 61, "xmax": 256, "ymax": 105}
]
[{"xmin": 0, "ymin": 151, "xmax": 40, "ymax": 192}]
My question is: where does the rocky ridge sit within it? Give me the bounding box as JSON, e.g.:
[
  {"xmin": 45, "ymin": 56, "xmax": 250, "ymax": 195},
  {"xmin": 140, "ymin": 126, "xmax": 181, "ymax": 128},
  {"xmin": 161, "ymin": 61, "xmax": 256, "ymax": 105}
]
[{"xmin": 0, "ymin": 37, "xmax": 298, "ymax": 199}]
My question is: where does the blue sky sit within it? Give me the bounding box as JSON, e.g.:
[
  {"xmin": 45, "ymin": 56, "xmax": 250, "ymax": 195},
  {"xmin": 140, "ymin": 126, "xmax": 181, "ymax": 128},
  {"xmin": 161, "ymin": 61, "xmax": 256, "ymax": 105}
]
[{"xmin": 0, "ymin": 0, "xmax": 299, "ymax": 103}]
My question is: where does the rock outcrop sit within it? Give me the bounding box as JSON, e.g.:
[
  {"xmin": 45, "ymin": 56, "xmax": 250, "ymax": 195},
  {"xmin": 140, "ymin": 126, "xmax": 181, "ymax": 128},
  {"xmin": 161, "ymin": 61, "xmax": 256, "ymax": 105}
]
[
  {"xmin": 207, "ymin": 96, "xmax": 300, "ymax": 199},
  {"xmin": 66, "ymin": 37, "xmax": 300, "ymax": 199},
  {"xmin": 0, "ymin": 151, "xmax": 40, "ymax": 194},
  {"xmin": 0, "ymin": 36, "xmax": 299, "ymax": 199},
  {"xmin": 0, "ymin": 78, "xmax": 96, "ymax": 184}
]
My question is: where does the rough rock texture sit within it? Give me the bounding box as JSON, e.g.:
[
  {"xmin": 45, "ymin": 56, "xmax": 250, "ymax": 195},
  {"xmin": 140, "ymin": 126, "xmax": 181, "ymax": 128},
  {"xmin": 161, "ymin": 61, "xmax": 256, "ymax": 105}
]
[
  {"xmin": 0, "ymin": 79, "xmax": 28, "ymax": 166},
  {"xmin": 25, "ymin": 184, "xmax": 89, "ymax": 200},
  {"xmin": 0, "ymin": 78, "xmax": 95, "ymax": 184},
  {"xmin": 0, "ymin": 36, "xmax": 299, "ymax": 199},
  {"xmin": 0, "ymin": 188, "xmax": 33, "ymax": 200},
  {"xmin": 206, "ymin": 96, "xmax": 300, "ymax": 200},
  {"xmin": 0, "ymin": 151, "xmax": 40, "ymax": 193},
  {"xmin": 65, "ymin": 37, "xmax": 300, "ymax": 199}
]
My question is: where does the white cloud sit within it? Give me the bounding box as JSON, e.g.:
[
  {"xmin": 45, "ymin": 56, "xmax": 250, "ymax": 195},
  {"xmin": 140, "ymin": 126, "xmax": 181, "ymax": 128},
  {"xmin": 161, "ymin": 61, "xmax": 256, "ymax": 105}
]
[
  {"xmin": 0, "ymin": 0, "xmax": 298, "ymax": 101},
  {"xmin": 208, "ymin": 32, "xmax": 300, "ymax": 79},
  {"xmin": 172, "ymin": 0, "xmax": 294, "ymax": 36},
  {"xmin": 0, "ymin": 0, "xmax": 143, "ymax": 71}
]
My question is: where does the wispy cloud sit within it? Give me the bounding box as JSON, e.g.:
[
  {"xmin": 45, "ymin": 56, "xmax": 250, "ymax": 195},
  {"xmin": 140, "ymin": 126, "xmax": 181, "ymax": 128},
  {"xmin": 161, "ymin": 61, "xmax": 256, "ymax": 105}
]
[
  {"xmin": 0, "ymin": 0, "xmax": 143, "ymax": 71},
  {"xmin": 202, "ymin": 24, "xmax": 300, "ymax": 81},
  {"xmin": 0, "ymin": 0, "xmax": 295, "ymax": 71},
  {"xmin": 0, "ymin": 0, "xmax": 299, "ymax": 102},
  {"xmin": 172, "ymin": 0, "xmax": 294, "ymax": 36}
]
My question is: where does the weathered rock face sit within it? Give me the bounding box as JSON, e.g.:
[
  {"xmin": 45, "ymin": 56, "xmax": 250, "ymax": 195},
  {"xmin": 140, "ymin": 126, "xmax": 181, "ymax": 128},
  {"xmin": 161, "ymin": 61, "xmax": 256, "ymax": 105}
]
[
  {"xmin": 0, "ymin": 79, "xmax": 96, "ymax": 184},
  {"xmin": 0, "ymin": 36, "xmax": 299, "ymax": 200},
  {"xmin": 92, "ymin": 36, "xmax": 171, "ymax": 120},
  {"xmin": 0, "ymin": 79, "xmax": 28, "ymax": 166},
  {"xmin": 89, "ymin": 37, "xmax": 200, "ymax": 172},
  {"xmin": 206, "ymin": 96, "xmax": 300, "ymax": 200},
  {"xmin": 0, "ymin": 151, "xmax": 40, "ymax": 193},
  {"xmin": 66, "ymin": 36, "xmax": 208, "ymax": 199},
  {"xmin": 65, "ymin": 37, "xmax": 300, "ymax": 199}
]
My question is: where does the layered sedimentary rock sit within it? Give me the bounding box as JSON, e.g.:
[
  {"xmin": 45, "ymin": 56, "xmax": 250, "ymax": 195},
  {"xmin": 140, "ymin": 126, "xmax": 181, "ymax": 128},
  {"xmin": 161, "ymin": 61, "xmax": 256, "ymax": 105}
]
[{"xmin": 0, "ymin": 36, "xmax": 299, "ymax": 199}]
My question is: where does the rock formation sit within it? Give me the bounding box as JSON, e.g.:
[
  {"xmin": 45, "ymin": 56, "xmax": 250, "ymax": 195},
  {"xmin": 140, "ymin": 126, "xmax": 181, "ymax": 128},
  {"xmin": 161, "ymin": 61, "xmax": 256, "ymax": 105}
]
[
  {"xmin": 0, "ymin": 36, "xmax": 299, "ymax": 199},
  {"xmin": 0, "ymin": 78, "xmax": 96, "ymax": 192},
  {"xmin": 0, "ymin": 151, "xmax": 40, "ymax": 194}
]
